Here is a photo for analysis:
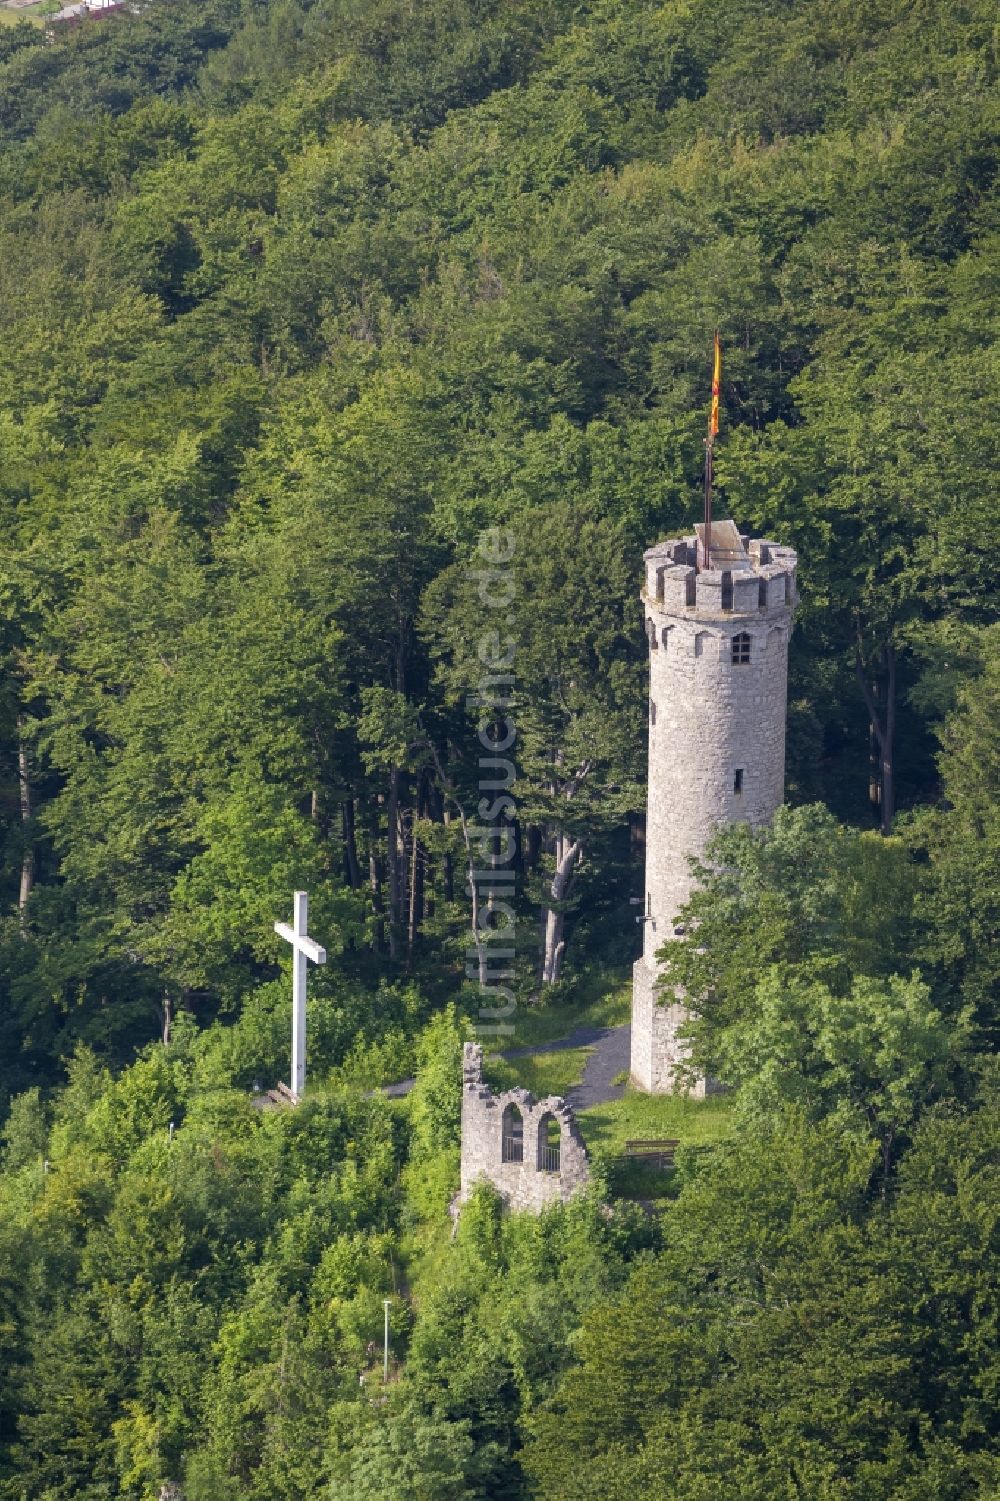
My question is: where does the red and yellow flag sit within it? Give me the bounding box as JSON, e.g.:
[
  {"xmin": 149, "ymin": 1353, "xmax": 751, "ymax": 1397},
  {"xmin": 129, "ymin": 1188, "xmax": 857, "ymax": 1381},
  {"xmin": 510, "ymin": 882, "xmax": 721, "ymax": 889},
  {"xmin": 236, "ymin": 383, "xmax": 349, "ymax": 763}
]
[{"xmin": 709, "ymin": 330, "xmax": 722, "ymax": 440}]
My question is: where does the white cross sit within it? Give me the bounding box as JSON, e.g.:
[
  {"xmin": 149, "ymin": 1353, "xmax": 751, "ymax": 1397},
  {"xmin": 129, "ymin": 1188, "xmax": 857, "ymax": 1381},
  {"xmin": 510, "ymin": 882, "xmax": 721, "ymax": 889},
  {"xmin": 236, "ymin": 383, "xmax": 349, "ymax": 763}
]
[{"xmin": 274, "ymin": 890, "xmax": 326, "ymax": 1099}]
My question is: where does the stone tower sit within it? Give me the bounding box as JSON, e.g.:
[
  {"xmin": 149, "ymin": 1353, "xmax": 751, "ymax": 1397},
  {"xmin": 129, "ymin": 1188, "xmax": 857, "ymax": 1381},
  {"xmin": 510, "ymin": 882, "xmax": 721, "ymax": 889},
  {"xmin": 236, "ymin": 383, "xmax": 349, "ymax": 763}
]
[{"xmin": 631, "ymin": 520, "xmax": 798, "ymax": 1093}]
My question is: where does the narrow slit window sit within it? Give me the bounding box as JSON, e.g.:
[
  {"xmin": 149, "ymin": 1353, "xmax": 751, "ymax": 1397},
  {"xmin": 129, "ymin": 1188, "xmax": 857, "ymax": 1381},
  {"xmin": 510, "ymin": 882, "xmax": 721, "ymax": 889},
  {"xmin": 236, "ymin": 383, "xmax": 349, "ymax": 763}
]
[
  {"xmin": 732, "ymin": 632, "xmax": 751, "ymax": 665},
  {"xmin": 649, "ymin": 699, "xmax": 656, "ymax": 725},
  {"xmin": 734, "ymin": 768, "xmax": 744, "ymax": 796}
]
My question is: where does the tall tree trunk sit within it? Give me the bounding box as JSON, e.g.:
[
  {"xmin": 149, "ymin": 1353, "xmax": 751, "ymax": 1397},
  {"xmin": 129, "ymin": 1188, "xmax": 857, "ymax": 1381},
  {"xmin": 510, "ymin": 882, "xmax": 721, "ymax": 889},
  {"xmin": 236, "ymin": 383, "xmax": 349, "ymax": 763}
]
[
  {"xmin": 386, "ymin": 626, "xmax": 408, "ymax": 958},
  {"xmin": 541, "ymin": 832, "xmax": 581, "ymax": 985},
  {"xmin": 406, "ymin": 809, "xmax": 418, "ymax": 965},
  {"xmin": 386, "ymin": 768, "xmax": 402, "ymax": 959},
  {"xmin": 855, "ymin": 629, "xmax": 896, "ymax": 835},
  {"xmin": 407, "ymin": 778, "xmax": 426, "ymax": 963},
  {"xmin": 442, "ymin": 807, "xmax": 454, "ymax": 902},
  {"xmin": 17, "ymin": 715, "xmax": 33, "ymax": 931},
  {"xmin": 424, "ymin": 852, "xmax": 435, "ymax": 920},
  {"xmin": 342, "ymin": 796, "xmax": 361, "ymax": 889},
  {"xmin": 426, "ymin": 741, "xmax": 492, "ymax": 985},
  {"xmin": 368, "ymin": 807, "xmax": 385, "ymax": 953}
]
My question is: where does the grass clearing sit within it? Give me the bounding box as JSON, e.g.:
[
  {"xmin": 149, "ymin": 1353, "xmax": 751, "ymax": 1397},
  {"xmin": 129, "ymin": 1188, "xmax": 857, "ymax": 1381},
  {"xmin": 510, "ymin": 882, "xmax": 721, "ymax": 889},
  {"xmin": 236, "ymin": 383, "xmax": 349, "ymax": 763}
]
[
  {"xmin": 482, "ymin": 1047, "xmax": 592, "ymax": 1099},
  {"xmin": 486, "ymin": 971, "xmax": 631, "ymax": 1053},
  {"xmin": 580, "ymin": 1088, "xmax": 736, "ymax": 1203},
  {"xmin": 577, "ymin": 1086, "xmax": 735, "ymax": 1157},
  {"xmin": 0, "ymin": 3, "xmax": 49, "ymax": 25}
]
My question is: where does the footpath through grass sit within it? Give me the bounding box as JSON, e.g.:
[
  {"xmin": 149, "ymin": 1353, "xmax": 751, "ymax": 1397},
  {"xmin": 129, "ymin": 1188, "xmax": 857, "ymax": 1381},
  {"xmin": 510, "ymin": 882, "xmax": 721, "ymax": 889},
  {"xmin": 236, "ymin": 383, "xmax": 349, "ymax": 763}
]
[{"xmin": 478, "ymin": 970, "xmax": 630, "ymax": 1099}]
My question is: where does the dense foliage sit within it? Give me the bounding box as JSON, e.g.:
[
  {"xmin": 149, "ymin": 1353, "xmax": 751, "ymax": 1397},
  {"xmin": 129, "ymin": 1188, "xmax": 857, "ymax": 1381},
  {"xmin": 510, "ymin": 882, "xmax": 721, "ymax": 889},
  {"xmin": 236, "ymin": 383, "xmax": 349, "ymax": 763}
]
[{"xmin": 0, "ymin": 0, "xmax": 997, "ymax": 1495}]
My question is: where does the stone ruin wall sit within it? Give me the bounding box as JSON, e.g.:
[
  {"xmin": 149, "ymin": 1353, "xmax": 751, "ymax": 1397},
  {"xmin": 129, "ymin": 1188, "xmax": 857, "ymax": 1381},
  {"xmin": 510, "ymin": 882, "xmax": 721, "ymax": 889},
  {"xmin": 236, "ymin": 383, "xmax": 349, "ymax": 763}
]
[{"xmin": 459, "ymin": 1043, "xmax": 590, "ymax": 1213}]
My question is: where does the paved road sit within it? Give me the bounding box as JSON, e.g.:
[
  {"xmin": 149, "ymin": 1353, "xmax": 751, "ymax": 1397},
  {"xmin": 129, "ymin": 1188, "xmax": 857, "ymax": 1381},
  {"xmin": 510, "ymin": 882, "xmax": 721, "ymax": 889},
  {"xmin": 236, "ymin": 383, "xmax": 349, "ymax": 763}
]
[{"xmin": 377, "ymin": 1022, "xmax": 631, "ymax": 1109}]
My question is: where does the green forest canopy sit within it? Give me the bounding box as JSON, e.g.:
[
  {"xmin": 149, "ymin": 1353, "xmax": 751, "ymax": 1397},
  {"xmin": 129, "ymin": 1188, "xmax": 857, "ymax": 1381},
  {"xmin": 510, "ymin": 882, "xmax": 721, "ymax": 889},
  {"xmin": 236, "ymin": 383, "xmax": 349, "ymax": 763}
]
[{"xmin": 0, "ymin": 0, "xmax": 998, "ymax": 1496}]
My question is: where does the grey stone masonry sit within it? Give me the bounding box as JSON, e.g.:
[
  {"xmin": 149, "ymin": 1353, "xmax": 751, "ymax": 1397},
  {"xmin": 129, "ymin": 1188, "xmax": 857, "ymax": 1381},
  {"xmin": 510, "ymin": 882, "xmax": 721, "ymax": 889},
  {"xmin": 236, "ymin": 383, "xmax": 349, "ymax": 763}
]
[
  {"xmin": 632, "ymin": 529, "xmax": 798, "ymax": 1093},
  {"xmin": 459, "ymin": 1043, "xmax": 591, "ymax": 1212}
]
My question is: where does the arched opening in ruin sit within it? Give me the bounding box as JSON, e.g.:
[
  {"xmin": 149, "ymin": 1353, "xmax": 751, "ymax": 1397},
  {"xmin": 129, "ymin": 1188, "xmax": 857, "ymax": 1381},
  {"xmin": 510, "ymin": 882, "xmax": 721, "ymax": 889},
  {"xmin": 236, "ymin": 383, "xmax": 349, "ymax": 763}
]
[
  {"xmin": 537, "ymin": 1113, "xmax": 561, "ymax": 1173},
  {"xmin": 501, "ymin": 1103, "xmax": 524, "ymax": 1163}
]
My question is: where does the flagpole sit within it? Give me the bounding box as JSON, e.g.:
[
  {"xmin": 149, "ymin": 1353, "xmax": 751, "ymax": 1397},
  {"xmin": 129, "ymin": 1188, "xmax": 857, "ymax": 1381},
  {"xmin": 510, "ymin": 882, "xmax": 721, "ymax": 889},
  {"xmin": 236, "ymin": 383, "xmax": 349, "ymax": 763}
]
[
  {"xmin": 703, "ymin": 330, "xmax": 721, "ymax": 569},
  {"xmin": 703, "ymin": 433, "xmax": 713, "ymax": 570}
]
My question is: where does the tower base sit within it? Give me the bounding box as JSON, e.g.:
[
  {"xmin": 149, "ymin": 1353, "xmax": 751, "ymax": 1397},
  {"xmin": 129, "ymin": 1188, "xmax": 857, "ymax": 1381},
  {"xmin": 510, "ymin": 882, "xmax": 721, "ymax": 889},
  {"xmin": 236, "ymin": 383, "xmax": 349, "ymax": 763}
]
[{"xmin": 630, "ymin": 958, "xmax": 717, "ymax": 1096}]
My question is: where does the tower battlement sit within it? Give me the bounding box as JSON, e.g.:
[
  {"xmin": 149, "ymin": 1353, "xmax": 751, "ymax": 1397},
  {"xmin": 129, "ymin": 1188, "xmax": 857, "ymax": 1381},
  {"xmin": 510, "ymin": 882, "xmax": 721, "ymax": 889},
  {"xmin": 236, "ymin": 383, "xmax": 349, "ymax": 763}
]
[{"xmin": 643, "ymin": 533, "xmax": 797, "ymax": 619}]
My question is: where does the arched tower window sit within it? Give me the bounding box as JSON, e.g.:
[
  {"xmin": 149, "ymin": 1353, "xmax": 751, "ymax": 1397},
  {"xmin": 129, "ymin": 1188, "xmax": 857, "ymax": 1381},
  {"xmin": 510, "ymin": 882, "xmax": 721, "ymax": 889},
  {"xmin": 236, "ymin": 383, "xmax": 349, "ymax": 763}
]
[
  {"xmin": 501, "ymin": 1103, "xmax": 523, "ymax": 1163},
  {"xmin": 646, "ymin": 619, "xmax": 658, "ymax": 651},
  {"xmin": 537, "ymin": 1113, "xmax": 561, "ymax": 1173},
  {"xmin": 732, "ymin": 632, "xmax": 751, "ymax": 665}
]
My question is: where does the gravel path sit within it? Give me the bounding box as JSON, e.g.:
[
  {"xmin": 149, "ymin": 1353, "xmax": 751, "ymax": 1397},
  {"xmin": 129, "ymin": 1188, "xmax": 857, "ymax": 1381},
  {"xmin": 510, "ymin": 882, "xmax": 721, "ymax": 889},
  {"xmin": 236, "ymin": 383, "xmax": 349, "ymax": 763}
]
[
  {"xmin": 565, "ymin": 1024, "xmax": 630, "ymax": 1110},
  {"xmin": 380, "ymin": 1077, "xmax": 417, "ymax": 1097},
  {"xmin": 502, "ymin": 1023, "xmax": 618, "ymax": 1059}
]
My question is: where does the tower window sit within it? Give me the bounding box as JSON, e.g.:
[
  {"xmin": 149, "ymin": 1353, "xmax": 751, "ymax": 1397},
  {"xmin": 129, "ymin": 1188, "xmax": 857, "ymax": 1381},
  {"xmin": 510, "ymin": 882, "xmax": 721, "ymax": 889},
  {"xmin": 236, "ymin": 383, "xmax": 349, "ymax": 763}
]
[
  {"xmin": 732, "ymin": 632, "xmax": 751, "ymax": 665},
  {"xmin": 734, "ymin": 768, "xmax": 744, "ymax": 795},
  {"xmin": 649, "ymin": 699, "xmax": 656, "ymax": 725}
]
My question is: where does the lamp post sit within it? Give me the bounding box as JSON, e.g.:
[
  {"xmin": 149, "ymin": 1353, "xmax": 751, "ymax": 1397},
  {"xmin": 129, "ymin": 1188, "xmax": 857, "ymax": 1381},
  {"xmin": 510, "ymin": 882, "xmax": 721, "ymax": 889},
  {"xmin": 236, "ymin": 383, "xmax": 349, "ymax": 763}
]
[{"xmin": 383, "ymin": 1299, "xmax": 391, "ymax": 1383}]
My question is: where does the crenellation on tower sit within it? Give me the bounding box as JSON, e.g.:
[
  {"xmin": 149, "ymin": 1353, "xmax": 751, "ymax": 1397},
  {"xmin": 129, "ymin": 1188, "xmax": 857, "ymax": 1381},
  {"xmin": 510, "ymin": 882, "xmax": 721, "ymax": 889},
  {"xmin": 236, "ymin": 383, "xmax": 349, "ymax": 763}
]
[
  {"xmin": 631, "ymin": 521, "xmax": 798, "ymax": 1094},
  {"xmin": 644, "ymin": 535, "xmax": 796, "ymax": 617}
]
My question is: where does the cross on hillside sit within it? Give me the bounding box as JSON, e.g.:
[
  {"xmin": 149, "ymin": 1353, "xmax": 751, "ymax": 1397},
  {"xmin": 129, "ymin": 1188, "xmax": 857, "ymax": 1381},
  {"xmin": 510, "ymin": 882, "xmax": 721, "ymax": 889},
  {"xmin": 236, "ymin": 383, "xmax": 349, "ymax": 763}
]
[{"xmin": 274, "ymin": 890, "xmax": 327, "ymax": 1099}]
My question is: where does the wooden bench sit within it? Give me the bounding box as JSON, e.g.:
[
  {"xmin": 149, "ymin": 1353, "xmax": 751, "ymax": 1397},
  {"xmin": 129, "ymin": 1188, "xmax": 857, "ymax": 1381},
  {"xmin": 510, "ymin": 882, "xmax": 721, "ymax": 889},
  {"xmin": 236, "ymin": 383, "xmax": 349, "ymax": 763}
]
[
  {"xmin": 250, "ymin": 1080, "xmax": 299, "ymax": 1111},
  {"xmin": 623, "ymin": 1138, "xmax": 678, "ymax": 1169}
]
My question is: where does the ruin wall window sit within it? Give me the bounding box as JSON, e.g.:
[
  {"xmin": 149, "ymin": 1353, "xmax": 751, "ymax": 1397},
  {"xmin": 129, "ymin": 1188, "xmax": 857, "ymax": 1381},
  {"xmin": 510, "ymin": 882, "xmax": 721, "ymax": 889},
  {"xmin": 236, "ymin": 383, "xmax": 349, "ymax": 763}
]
[
  {"xmin": 537, "ymin": 1113, "xmax": 561, "ymax": 1173},
  {"xmin": 502, "ymin": 1103, "xmax": 524, "ymax": 1163},
  {"xmin": 732, "ymin": 632, "xmax": 751, "ymax": 665}
]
